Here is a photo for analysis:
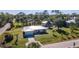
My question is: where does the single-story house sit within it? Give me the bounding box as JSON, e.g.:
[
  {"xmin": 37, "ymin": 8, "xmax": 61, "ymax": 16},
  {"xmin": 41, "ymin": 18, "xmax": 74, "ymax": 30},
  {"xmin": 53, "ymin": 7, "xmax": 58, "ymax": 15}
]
[
  {"xmin": 42, "ymin": 21, "xmax": 53, "ymax": 28},
  {"xmin": 66, "ymin": 17, "xmax": 76, "ymax": 24},
  {"xmin": 66, "ymin": 19, "xmax": 76, "ymax": 24},
  {"xmin": 22, "ymin": 26, "xmax": 48, "ymax": 38},
  {"xmin": 65, "ymin": 17, "xmax": 77, "ymax": 27},
  {"xmin": 27, "ymin": 19, "xmax": 36, "ymax": 25}
]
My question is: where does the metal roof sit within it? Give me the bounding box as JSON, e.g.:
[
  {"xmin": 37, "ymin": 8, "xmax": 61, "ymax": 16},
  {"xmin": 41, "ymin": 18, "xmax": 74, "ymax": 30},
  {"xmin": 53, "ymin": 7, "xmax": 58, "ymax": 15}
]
[
  {"xmin": 42, "ymin": 21, "xmax": 48, "ymax": 24},
  {"xmin": 66, "ymin": 19, "xmax": 76, "ymax": 23},
  {"xmin": 22, "ymin": 25, "xmax": 48, "ymax": 32}
]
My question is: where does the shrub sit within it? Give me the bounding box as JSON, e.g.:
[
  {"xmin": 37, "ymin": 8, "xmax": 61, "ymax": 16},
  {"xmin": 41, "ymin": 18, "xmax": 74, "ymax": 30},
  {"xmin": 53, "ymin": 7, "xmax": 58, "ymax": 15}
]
[
  {"xmin": 4, "ymin": 33, "xmax": 13, "ymax": 43},
  {"xmin": 27, "ymin": 42, "xmax": 41, "ymax": 48},
  {"xmin": 56, "ymin": 29, "xmax": 69, "ymax": 35},
  {"xmin": 67, "ymin": 35, "xmax": 73, "ymax": 39},
  {"xmin": 71, "ymin": 34, "xmax": 77, "ymax": 38},
  {"xmin": 73, "ymin": 30, "xmax": 79, "ymax": 34},
  {"xmin": 62, "ymin": 35, "xmax": 68, "ymax": 40}
]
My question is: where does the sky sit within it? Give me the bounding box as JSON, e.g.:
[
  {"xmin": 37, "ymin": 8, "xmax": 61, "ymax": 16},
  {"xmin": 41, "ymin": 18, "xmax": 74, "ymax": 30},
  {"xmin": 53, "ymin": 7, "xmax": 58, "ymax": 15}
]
[{"xmin": 0, "ymin": 10, "xmax": 79, "ymax": 15}]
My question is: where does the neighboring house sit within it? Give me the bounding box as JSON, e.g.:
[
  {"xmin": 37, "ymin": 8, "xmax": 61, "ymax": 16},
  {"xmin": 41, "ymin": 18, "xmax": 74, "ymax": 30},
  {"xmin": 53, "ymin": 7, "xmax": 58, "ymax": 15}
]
[
  {"xmin": 42, "ymin": 21, "xmax": 53, "ymax": 28},
  {"xmin": 27, "ymin": 19, "xmax": 35, "ymax": 25},
  {"xmin": 22, "ymin": 26, "xmax": 48, "ymax": 38},
  {"xmin": 66, "ymin": 19, "xmax": 76, "ymax": 23},
  {"xmin": 66, "ymin": 17, "xmax": 76, "ymax": 24},
  {"xmin": 65, "ymin": 17, "xmax": 77, "ymax": 27}
]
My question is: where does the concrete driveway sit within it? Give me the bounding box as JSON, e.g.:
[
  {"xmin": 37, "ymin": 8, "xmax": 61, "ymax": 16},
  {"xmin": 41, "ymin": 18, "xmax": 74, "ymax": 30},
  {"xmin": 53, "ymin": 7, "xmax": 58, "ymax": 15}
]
[
  {"xmin": 0, "ymin": 23, "xmax": 11, "ymax": 35},
  {"xmin": 28, "ymin": 37, "xmax": 35, "ymax": 42}
]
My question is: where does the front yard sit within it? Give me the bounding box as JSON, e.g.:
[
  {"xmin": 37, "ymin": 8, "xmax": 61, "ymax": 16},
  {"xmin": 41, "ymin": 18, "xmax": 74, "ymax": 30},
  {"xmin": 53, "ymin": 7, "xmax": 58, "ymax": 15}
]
[
  {"xmin": 35, "ymin": 28, "xmax": 79, "ymax": 45},
  {"xmin": 0, "ymin": 28, "xmax": 28, "ymax": 48},
  {"xmin": 1, "ymin": 27, "xmax": 79, "ymax": 47}
]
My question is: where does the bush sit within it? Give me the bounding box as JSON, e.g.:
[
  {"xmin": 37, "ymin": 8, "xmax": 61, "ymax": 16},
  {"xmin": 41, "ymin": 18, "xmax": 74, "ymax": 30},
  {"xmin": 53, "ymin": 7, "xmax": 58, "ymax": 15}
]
[
  {"xmin": 73, "ymin": 30, "xmax": 79, "ymax": 34},
  {"xmin": 27, "ymin": 42, "xmax": 41, "ymax": 48},
  {"xmin": 71, "ymin": 34, "xmax": 77, "ymax": 38},
  {"xmin": 14, "ymin": 22, "xmax": 23, "ymax": 28},
  {"xmin": 76, "ymin": 34, "xmax": 79, "ymax": 37},
  {"xmin": 62, "ymin": 35, "xmax": 68, "ymax": 40},
  {"xmin": 67, "ymin": 35, "xmax": 73, "ymax": 39},
  {"xmin": 4, "ymin": 33, "xmax": 13, "ymax": 43},
  {"xmin": 53, "ymin": 31, "xmax": 61, "ymax": 37},
  {"xmin": 56, "ymin": 29, "xmax": 69, "ymax": 35}
]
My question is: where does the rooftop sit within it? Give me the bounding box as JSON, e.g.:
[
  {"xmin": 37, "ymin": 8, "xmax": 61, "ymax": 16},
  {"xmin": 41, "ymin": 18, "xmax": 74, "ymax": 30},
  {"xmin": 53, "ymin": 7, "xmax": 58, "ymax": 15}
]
[
  {"xmin": 42, "ymin": 21, "xmax": 48, "ymax": 24},
  {"xmin": 22, "ymin": 25, "xmax": 48, "ymax": 32},
  {"xmin": 66, "ymin": 19, "xmax": 76, "ymax": 23}
]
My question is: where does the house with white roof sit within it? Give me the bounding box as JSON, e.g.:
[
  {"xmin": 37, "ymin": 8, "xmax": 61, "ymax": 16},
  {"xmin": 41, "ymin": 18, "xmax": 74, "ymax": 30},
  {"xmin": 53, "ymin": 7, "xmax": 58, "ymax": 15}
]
[
  {"xmin": 42, "ymin": 21, "xmax": 53, "ymax": 28},
  {"xmin": 66, "ymin": 19, "xmax": 76, "ymax": 23},
  {"xmin": 66, "ymin": 16, "xmax": 76, "ymax": 24},
  {"xmin": 22, "ymin": 26, "xmax": 48, "ymax": 38}
]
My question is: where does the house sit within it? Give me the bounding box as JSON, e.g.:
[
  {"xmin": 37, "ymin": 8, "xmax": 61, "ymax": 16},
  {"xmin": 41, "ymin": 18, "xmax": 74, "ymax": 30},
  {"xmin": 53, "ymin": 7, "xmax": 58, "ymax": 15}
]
[
  {"xmin": 65, "ymin": 17, "xmax": 77, "ymax": 27},
  {"xmin": 66, "ymin": 19, "xmax": 76, "ymax": 24},
  {"xmin": 22, "ymin": 26, "xmax": 48, "ymax": 38},
  {"xmin": 42, "ymin": 21, "xmax": 53, "ymax": 28},
  {"xmin": 27, "ymin": 19, "xmax": 35, "ymax": 25},
  {"xmin": 66, "ymin": 17, "xmax": 76, "ymax": 24}
]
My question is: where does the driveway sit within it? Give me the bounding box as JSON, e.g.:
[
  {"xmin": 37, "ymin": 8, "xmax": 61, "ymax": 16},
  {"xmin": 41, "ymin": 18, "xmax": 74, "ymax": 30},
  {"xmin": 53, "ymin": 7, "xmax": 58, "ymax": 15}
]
[
  {"xmin": 28, "ymin": 37, "xmax": 35, "ymax": 42},
  {"xmin": 0, "ymin": 23, "xmax": 11, "ymax": 35}
]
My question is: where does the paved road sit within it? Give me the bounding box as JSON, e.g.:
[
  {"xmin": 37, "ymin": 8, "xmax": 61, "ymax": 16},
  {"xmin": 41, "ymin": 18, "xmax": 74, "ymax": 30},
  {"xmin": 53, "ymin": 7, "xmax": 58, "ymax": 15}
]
[
  {"xmin": 41, "ymin": 39, "xmax": 79, "ymax": 48},
  {"xmin": 0, "ymin": 23, "xmax": 11, "ymax": 35}
]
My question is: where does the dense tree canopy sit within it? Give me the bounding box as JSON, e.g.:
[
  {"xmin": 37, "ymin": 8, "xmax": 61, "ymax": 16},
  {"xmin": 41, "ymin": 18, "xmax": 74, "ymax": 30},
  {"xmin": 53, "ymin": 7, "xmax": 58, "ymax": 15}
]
[{"xmin": 0, "ymin": 10, "xmax": 79, "ymax": 28}]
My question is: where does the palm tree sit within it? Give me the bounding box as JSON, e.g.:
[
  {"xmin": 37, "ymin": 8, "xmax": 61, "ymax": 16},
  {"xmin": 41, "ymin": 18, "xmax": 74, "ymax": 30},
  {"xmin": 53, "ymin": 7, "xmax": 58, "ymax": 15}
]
[
  {"xmin": 43, "ymin": 10, "xmax": 49, "ymax": 20},
  {"xmin": 72, "ymin": 13, "xmax": 77, "ymax": 17},
  {"xmin": 33, "ymin": 12, "xmax": 42, "ymax": 25}
]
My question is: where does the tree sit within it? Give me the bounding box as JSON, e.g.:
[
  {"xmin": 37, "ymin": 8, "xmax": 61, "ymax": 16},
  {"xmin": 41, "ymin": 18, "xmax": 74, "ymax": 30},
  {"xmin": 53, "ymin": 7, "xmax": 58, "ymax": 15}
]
[
  {"xmin": 42, "ymin": 10, "xmax": 49, "ymax": 20},
  {"xmin": 72, "ymin": 13, "xmax": 77, "ymax": 17},
  {"xmin": 0, "ymin": 12, "xmax": 14, "ymax": 27},
  {"xmin": 33, "ymin": 12, "xmax": 42, "ymax": 25},
  {"xmin": 55, "ymin": 20, "xmax": 67, "ymax": 30},
  {"xmin": 15, "ymin": 12, "xmax": 27, "ymax": 27},
  {"xmin": 75, "ymin": 18, "xmax": 79, "ymax": 27},
  {"xmin": 16, "ymin": 12, "xmax": 26, "ymax": 22},
  {"xmin": 51, "ymin": 10, "xmax": 63, "ymax": 21},
  {"xmin": 51, "ymin": 10, "xmax": 61, "ymax": 15},
  {"xmin": 69, "ymin": 22, "xmax": 77, "ymax": 33}
]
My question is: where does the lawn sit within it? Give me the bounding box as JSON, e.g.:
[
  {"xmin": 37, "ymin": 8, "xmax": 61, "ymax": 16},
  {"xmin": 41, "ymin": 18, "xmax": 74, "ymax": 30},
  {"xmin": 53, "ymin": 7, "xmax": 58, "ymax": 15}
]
[
  {"xmin": 35, "ymin": 28, "xmax": 79, "ymax": 45},
  {"xmin": 1, "ymin": 27, "xmax": 79, "ymax": 47},
  {"xmin": 0, "ymin": 28, "xmax": 28, "ymax": 48}
]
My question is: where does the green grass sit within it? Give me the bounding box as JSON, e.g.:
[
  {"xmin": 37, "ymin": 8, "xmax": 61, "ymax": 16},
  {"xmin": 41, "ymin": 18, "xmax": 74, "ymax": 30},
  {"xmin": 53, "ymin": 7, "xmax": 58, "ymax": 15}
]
[
  {"xmin": 35, "ymin": 28, "xmax": 79, "ymax": 45},
  {"xmin": 35, "ymin": 29, "xmax": 62, "ymax": 44},
  {"xmin": 0, "ymin": 28, "xmax": 28, "ymax": 48},
  {"xmin": 13, "ymin": 22, "xmax": 23, "ymax": 28},
  {"xmin": 1, "ymin": 26, "xmax": 79, "ymax": 47}
]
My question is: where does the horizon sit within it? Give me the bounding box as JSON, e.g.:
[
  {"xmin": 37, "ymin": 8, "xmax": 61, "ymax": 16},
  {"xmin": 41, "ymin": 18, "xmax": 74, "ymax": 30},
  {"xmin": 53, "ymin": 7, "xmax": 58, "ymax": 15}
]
[{"xmin": 0, "ymin": 10, "xmax": 79, "ymax": 15}]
